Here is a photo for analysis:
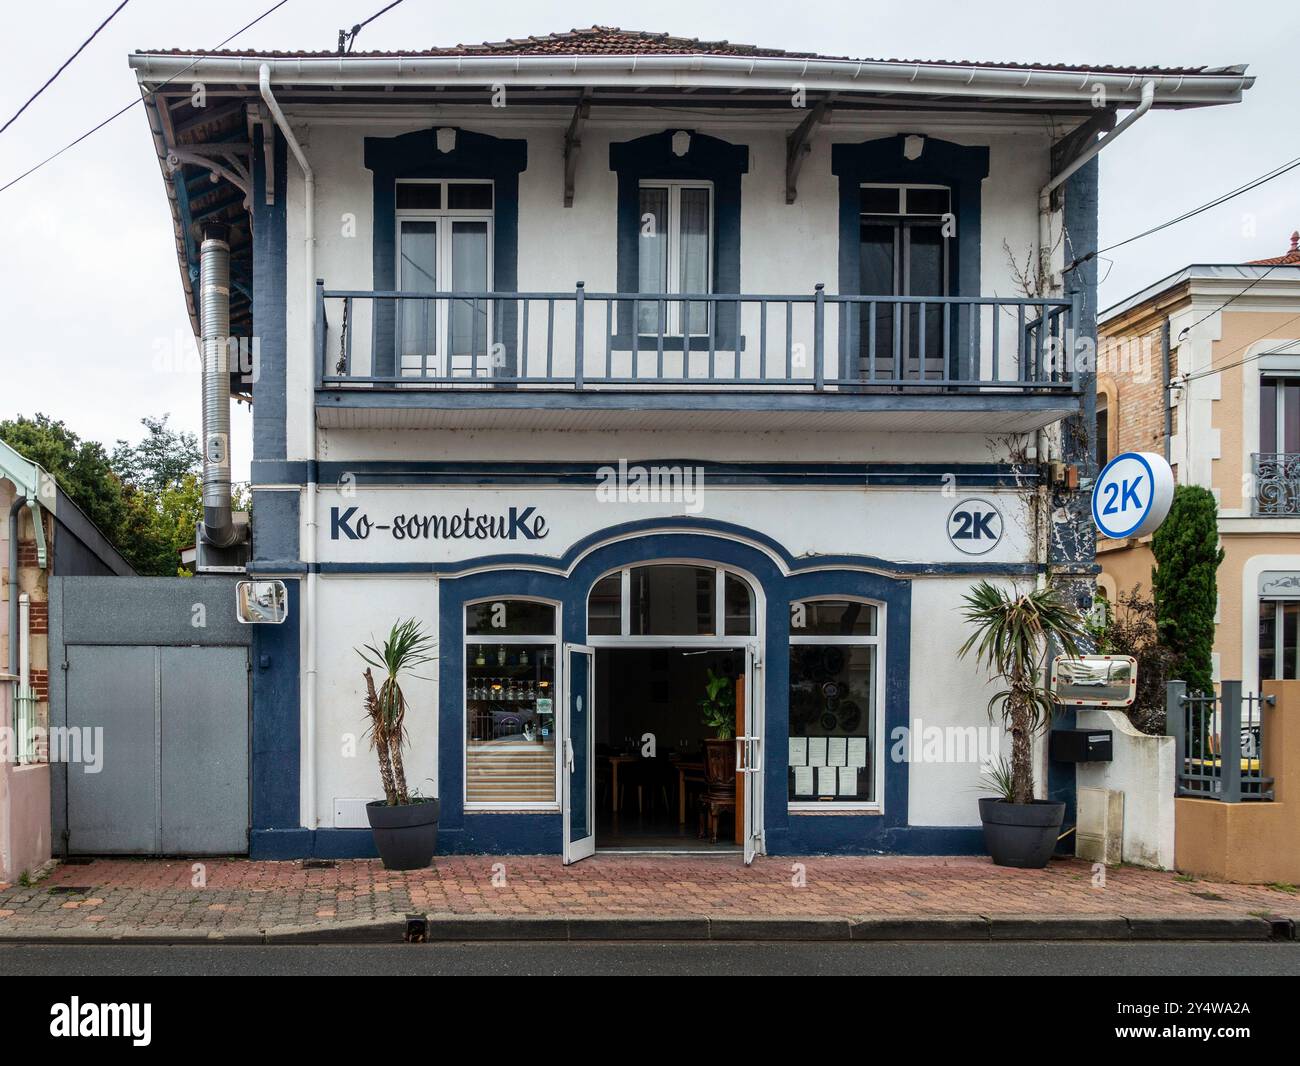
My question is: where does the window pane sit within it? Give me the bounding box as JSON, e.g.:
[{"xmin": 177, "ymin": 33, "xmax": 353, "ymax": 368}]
[
  {"xmin": 396, "ymin": 182, "xmax": 441, "ymax": 210},
  {"xmin": 860, "ymin": 186, "xmax": 900, "ymax": 214},
  {"xmin": 447, "ymin": 182, "xmax": 492, "ymax": 209},
  {"xmin": 466, "ymin": 642, "xmax": 556, "ymax": 804},
  {"xmin": 788, "ymin": 644, "xmax": 876, "ymax": 802},
  {"xmin": 399, "ymin": 221, "xmax": 437, "ymax": 361},
  {"xmin": 1260, "ymin": 601, "xmax": 1277, "ymax": 682},
  {"xmin": 1261, "ymin": 380, "xmax": 1278, "ymax": 453},
  {"xmin": 1096, "ymin": 404, "xmax": 1110, "ymax": 468},
  {"xmin": 724, "ymin": 573, "xmax": 755, "ymax": 636},
  {"xmin": 1286, "ymin": 602, "xmax": 1299, "ymax": 681},
  {"xmin": 465, "ymin": 600, "xmax": 556, "ymax": 636},
  {"xmin": 905, "ymin": 187, "xmax": 950, "ymax": 215},
  {"xmin": 638, "ymin": 186, "xmax": 669, "ymax": 333},
  {"xmin": 791, "ymin": 599, "xmax": 877, "ymax": 637},
  {"xmin": 858, "ymin": 222, "xmax": 896, "ymax": 377},
  {"xmin": 449, "ymin": 220, "xmax": 489, "ymax": 359},
  {"xmin": 1286, "ymin": 383, "xmax": 1300, "ymax": 454},
  {"xmin": 679, "ymin": 187, "xmax": 711, "ymax": 335},
  {"xmin": 587, "ymin": 574, "xmax": 622, "ymax": 636},
  {"xmin": 629, "ymin": 564, "xmax": 714, "ymax": 635}
]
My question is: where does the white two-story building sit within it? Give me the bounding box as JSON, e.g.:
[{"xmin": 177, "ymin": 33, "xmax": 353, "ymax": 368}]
[{"xmin": 130, "ymin": 27, "xmax": 1251, "ymax": 862}]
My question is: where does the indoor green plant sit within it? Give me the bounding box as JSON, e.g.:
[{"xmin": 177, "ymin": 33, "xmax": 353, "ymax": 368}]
[
  {"xmin": 699, "ymin": 667, "xmax": 738, "ymax": 793},
  {"xmin": 358, "ymin": 618, "xmax": 439, "ymax": 870},
  {"xmin": 959, "ymin": 580, "xmax": 1088, "ymax": 868}
]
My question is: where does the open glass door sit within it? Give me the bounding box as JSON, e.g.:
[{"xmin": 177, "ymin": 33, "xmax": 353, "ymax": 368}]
[
  {"xmin": 739, "ymin": 642, "xmax": 763, "ymax": 865},
  {"xmin": 562, "ymin": 644, "xmax": 596, "ymax": 864}
]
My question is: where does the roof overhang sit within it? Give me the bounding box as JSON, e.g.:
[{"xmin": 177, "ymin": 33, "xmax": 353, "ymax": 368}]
[{"xmin": 130, "ymin": 53, "xmax": 1253, "ymax": 113}]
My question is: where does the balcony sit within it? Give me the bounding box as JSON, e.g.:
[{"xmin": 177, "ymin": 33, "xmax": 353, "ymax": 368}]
[
  {"xmin": 1252, "ymin": 453, "xmax": 1300, "ymax": 516},
  {"xmin": 314, "ymin": 283, "xmax": 1083, "ymax": 432}
]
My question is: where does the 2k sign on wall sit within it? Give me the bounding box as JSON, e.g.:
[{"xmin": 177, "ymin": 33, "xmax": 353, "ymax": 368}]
[
  {"xmin": 316, "ymin": 487, "xmax": 1032, "ymax": 568},
  {"xmin": 1092, "ymin": 452, "xmax": 1175, "ymax": 540}
]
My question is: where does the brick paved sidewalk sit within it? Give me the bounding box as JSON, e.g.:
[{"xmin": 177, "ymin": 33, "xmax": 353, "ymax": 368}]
[{"xmin": 1, "ymin": 854, "xmax": 1297, "ymax": 939}]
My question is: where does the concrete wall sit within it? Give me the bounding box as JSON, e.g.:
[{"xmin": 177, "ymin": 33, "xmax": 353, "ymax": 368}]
[
  {"xmin": 0, "ymin": 679, "xmax": 51, "ymax": 881},
  {"xmin": 1076, "ymin": 707, "xmax": 1175, "ymax": 869}
]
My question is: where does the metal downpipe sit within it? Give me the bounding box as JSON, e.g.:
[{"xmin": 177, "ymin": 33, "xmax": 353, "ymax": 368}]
[{"xmin": 199, "ymin": 234, "xmax": 238, "ymax": 547}]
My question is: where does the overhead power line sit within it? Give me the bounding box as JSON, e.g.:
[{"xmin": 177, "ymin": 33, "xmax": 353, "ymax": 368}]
[
  {"xmin": 0, "ymin": 0, "xmax": 291, "ymax": 196},
  {"xmin": 1, "ymin": 0, "xmax": 131, "ymax": 135},
  {"xmin": 1069, "ymin": 153, "xmax": 1300, "ymax": 272},
  {"xmin": 338, "ymin": 0, "xmax": 406, "ymax": 54}
]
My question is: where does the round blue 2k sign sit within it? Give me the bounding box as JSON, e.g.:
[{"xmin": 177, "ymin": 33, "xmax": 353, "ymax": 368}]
[{"xmin": 1092, "ymin": 451, "xmax": 1175, "ymax": 539}]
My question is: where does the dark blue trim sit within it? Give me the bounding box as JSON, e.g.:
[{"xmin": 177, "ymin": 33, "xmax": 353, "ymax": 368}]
[
  {"xmin": 250, "ymin": 488, "xmax": 299, "ymax": 568},
  {"xmin": 435, "ymin": 530, "xmax": 915, "ymax": 856},
  {"xmin": 251, "ymin": 578, "xmax": 301, "ymax": 834},
  {"xmin": 252, "ymin": 125, "xmax": 288, "ymax": 462},
  {"xmin": 832, "ymin": 135, "xmax": 989, "ymax": 380},
  {"xmin": 365, "ymin": 127, "xmax": 527, "ymax": 377},
  {"xmin": 609, "ymin": 130, "xmax": 748, "ymax": 347},
  {"xmin": 317, "ymin": 387, "xmax": 1078, "ymax": 416}
]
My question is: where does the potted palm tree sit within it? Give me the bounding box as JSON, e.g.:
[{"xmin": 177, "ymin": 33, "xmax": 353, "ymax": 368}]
[
  {"xmin": 358, "ymin": 619, "xmax": 439, "ymax": 870},
  {"xmin": 958, "ymin": 580, "xmax": 1088, "ymax": 868},
  {"xmin": 699, "ymin": 667, "xmax": 737, "ymax": 794}
]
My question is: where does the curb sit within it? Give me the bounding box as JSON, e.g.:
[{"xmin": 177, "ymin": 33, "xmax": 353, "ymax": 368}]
[{"xmin": 0, "ymin": 912, "xmax": 1290, "ymax": 945}]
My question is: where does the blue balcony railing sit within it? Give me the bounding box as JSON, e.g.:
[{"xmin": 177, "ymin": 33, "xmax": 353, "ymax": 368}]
[{"xmin": 315, "ymin": 281, "xmax": 1081, "ymax": 393}]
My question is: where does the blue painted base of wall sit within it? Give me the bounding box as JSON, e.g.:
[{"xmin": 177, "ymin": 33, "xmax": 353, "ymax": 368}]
[{"xmin": 252, "ymin": 823, "xmax": 985, "ymax": 859}]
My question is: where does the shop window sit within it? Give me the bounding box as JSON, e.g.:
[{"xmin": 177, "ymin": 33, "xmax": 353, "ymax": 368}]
[
  {"xmin": 464, "ymin": 599, "xmax": 559, "ymax": 808},
  {"xmin": 788, "ymin": 598, "xmax": 881, "ymax": 807},
  {"xmin": 586, "ymin": 564, "xmax": 757, "ymax": 638}
]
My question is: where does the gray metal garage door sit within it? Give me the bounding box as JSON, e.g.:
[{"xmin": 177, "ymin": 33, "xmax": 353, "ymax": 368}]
[{"xmin": 65, "ymin": 644, "xmax": 249, "ymax": 855}]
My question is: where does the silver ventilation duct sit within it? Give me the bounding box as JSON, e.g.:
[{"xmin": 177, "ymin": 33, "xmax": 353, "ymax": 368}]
[{"xmin": 199, "ymin": 233, "xmax": 238, "ymax": 548}]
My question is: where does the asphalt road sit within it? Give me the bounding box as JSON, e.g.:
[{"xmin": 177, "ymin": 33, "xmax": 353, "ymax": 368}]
[{"xmin": 3, "ymin": 941, "xmax": 1299, "ymax": 976}]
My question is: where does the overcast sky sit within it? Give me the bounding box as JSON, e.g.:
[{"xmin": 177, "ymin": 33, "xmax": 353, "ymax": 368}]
[{"xmin": 2, "ymin": 0, "xmax": 1297, "ymax": 481}]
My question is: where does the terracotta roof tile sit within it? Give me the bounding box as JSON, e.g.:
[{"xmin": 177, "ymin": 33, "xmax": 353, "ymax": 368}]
[
  {"xmin": 1249, "ymin": 231, "xmax": 1300, "ymax": 266},
  {"xmin": 134, "ymin": 25, "xmax": 1238, "ymax": 76}
]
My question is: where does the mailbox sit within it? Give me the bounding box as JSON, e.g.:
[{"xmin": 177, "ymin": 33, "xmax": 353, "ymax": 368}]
[{"xmin": 1049, "ymin": 728, "xmax": 1113, "ymax": 763}]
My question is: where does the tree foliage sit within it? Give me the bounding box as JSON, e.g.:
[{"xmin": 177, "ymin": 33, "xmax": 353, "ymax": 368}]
[
  {"xmin": 1092, "ymin": 586, "xmax": 1178, "ymax": 735},
  {"xmin": 0, "ymin": 412, "xmax": 237, "ymax": 578},
  {"xmin": 1151, "ymin": 485, "xmax": 1223, "ymax": 696}
]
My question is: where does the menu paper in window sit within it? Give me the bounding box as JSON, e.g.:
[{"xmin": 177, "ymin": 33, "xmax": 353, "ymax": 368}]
[
  {"xmin": 794, "ymin": 766, "xmax": 815, "ymax": 796},
  {"xmin": 817, "ymin": 766, "xmax": 837, "ymax": 796},
  {"xmin": 847, "ymin": 738, "xmax": 868, "ymax": 768},
  {"xmin": 789, "ymin": 738, "xmax": 808, "ymax": 767},
  {"xmin": 838, "ymin": 766, "xmax": 857, "ymax": 796},
  {"xmin": 808, "ymin": 738, "xmax": 827, "ymax": 767},
  {"xmin": 827, "ymin": 737, "xmax": 847, "ymax": 767}
]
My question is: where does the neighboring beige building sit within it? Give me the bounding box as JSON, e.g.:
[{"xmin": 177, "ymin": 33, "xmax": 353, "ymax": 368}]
[{"xmin": 1097, "ymin": 232, "xmax": 1300, "ymax": 692}]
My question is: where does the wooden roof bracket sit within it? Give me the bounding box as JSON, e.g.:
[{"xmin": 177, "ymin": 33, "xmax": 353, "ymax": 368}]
[
  {"xmin": 785, "ymin": 93, "xmax": 836, "ymax": 204},
  {"xmin": 563, "ymin": 88, "xmax": 592, "ymax": 207}
]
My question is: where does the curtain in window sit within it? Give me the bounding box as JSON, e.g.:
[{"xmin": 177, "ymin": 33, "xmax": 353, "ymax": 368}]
[
  {"xmin": 399, "ymin": 221, "xmax": 437, "ymax": 365},
  {"xmin": 450, "ymin": 220, "xmax": 489, "ymax": 362},
  {"xmin": 637, "ymin": 187, "xmax": 668, "ymax": 334},
  {"xmin": 679, "ymin": 187, "xmax": 710, "ymax": 335}
]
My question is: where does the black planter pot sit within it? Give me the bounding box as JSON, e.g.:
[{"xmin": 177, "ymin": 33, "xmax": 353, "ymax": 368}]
[
  {"xmin": 366, "ymin": 798, "xmax": 439, "ymax": 870},
  {"xmin": 978, "ymin": 797, "xmax": 1065, "ymax": 869}
]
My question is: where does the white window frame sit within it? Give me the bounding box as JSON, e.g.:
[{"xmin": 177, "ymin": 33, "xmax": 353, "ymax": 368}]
[
  {"xmin": 637, "ymin": 180, "xmax": 714, "ymax": 337},
  {"xmin": 584, "ymin": 561, "xmax": 756, "ymax": 643},
  {"xmin": 462, "ymin": 595, "xmax": 562, "ymax": 811},
  {"xmin": 395, "ymin": 179, "xmax": 495, "ymax": 377},
  {"xmin": 788, "ymin": 596, "xmax": 886, "ymax": 813}
]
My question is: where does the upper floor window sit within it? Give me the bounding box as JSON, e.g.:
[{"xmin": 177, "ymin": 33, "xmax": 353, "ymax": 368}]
[
  {"xmin": 396, "ymin": 180, "xmax": 493, "ymax": 376},
  {"xmin": 858, "ymin": 183, "xmax": 952, "ymax": 381},
  {"xmin": 1260, "ymin": 376, "xmax": 1300, "ymax": 454},
  {"xmin": 638, "ymin": 181, "xmax": 713, "ymax": 336},
  {"xmin": 587, "ymin": 564, "xmax": 755, "ymax": 638},
  {"xmin": 1097, "ymin": 393, "xmax": 1110, "ymax": 468}
]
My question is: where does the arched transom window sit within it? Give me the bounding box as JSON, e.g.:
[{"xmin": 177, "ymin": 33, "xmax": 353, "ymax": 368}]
[{"xmin": 587, "ymin": 564, "xmax": 756, "ymax": 638}]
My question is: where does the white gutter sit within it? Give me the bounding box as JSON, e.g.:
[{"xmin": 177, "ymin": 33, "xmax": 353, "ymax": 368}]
[
  {"xmin": 131, "ymin": 54, "xmax": 1252, "ymax": 108},
  {"xmin": 1038, "ymin": 79, "xmax": 1155, "ymax": 291},
  {"xmin": 259, "ymin": 64, "xmax": 319, "ymax": 831}
]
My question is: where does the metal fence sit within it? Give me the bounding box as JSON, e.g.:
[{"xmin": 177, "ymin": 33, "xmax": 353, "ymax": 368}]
[
  {"xmin": 1167, "ymin": 680, "xmax": 1274, "ymax": 801},
  {"xmin": 316, "ymin": 283, "xmax": 1081, "ymax": 393}
]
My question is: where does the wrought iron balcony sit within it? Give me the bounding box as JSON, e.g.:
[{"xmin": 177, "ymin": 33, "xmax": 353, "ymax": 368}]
[
  {"xmin": 1252, "ymin": 453, "xmax": 1300, "ymax": 516},
  {"xmin": 313, "ymin": 283, "xmax": 1083, "ymax": 430}
]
